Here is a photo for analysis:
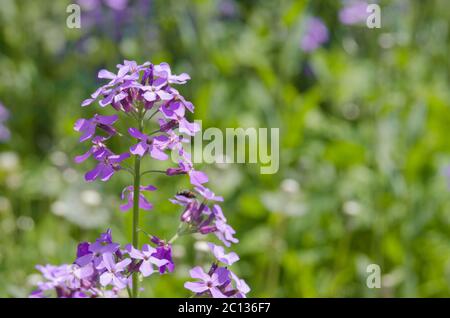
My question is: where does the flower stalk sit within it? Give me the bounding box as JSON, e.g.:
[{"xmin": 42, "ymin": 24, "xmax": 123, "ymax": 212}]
[
  {"xmin": 131, "ymin": 153, "xmax": 141, "ymax": 298},
  {"xmin": 131, "ymin": 106, "xmax": 144, "ymax": 298}
]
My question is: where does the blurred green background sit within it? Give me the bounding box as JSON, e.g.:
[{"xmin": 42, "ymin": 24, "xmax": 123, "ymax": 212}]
[{"xmin": 1, "ymin": 0, "xmax": 450, "ymax": 297}]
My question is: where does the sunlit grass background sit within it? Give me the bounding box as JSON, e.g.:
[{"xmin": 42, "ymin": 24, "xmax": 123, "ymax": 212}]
[{"xmin": 1, "ymin": 0, "xmax": 450, "ymax": 297}]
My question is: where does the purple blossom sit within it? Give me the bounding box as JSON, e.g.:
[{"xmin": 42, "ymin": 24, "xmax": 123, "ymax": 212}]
[
  {"xmin": 33, "ymin": 263, "xmax": 95, "ymax": 298},
  {"xmin": 167, "ymin": 87, "xmax": 195, "ymax": 113},
  {"xmin": 208, "ymin": 242, "xmax": 239, "ymax": 266},
  {"xmin": 120, "ymin": 185, "xmax": 157, "ymax": 211},
  {"xmin": 150, "ymin": 237, "xmax": 175, "ymax": 274},
  {"xmin": 75, "ymin": 136, "xmax": 110, "ymax": 163},
  {"xmin": 32, "ymin": 229, "xmax": 133, "ymax": 298},
  {"xmin": 81, "ymin": 61, "xmax": 148, "ymax": 108},
  {"xmin": 85, "ymin": 151, "xmax": 130, "ymax": 182},
  {"xmin": 300, "ymin": 17, "xmax": 329, "ymax": 52},
  {"xmin": 229, "ymin": 271, "xmax": 250, "ymax": 297},
  {"xmin": 160, "ymin": 101, "xmax": 199, "ymax": 135},
  {"xmin": 128, "ymin": 128, "xmax": 169, "ymax": 160},
  {"xmin": 141, "ymin": 83, "xmax": 173, "ymax": 103},
  {"xmin": 195, "ymin": 185, "xmax": 224, "ymax": 202},
  {"xmin": 74, "ymin": 114, "xmax": 118, "ymax": 142},
  {"xmin": 339, "ymin": 1, "xmax": 369, "ymax": 25},
  {"xmin": 126, "ymin": 244, "xmax": 169, "ymax": 277},
  {"xmin": 167, "ymin": 154, "xmax": 209, "ymax": 187},
  {"xmin": 184, "ymin": 264, "xmax": 250, "ymax": 298},
  {"xmin": 211, "ymin": 204, "xmax": 227, "ymax": 222},
  {"xmin": 215, "ymin": 215, "xmax": 239, "ymax": 247},
  {"xmin": 184, "ymin": 266, "xmax": 229, "ymax": 298},
  {"xmin": 97, "ymin": 253, "xmax": 131, "ymax": 289},
  {"xmin": 170, "ymin": 193, "xmax": 236, "ymax": 244},
  {"xmin": 75, "ymin": 229, "xmax": 120, "ymax": 267},
  {"xmin": 153, "ymin": 62, "xmax": 191, "ymax": 85}
]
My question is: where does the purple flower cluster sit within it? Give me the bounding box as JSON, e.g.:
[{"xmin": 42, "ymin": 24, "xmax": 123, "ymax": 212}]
[
  {"xmin": 31, "ymin": 230, "xmax": 173, "ymax": 298},
  {"xmin": 31, "ymin": 60, "xmax": 249, "ymax": 298},
  {"xmin": 0, "ymin": 102, "xmax": 10, "ymax": 142},
  {"xmin": 75, "ymin": 60, "xmax": 200, "ymax": 193}
]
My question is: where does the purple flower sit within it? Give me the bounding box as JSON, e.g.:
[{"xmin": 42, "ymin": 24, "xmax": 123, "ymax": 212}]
[
  {"xmin": 85, "ymin": 151, "xmax": 130, "ymax": 182},
  {"xmin": 126, "ymin": 244, "xmax": 169, "ymax": 277},
  {"xmin": 211, "ymin": 204, "xmax": 227, "ymax": 222},
  {"xmin": 97, "ymin": 253, "xmax": 131, "ymax": 289},
  {"xmin": 160, "ymin": 101, "xmax": 199, "ymax": 136},
  {"xmin": 141, "ymin": 83, "xmax": 173, "ymax": 103},
  {"xmin": 339, "ymin": 1, "xmax": 369, "ymax": 25},
  {"xmin": 215, "ymin": 220, "xmax": 238, "ymax": 247},
  {"xmin": 128, "ymin": 128, "xmax": 169, "ymax": 160},
  {"xmin": 153, "ymin": 62, "xmax": 191, "ymax": 85},
  {"xmin": 300, "ymin": 17, "xmax": 329, "ymax": 52},
  {"xmin": 208, "ymin": 243, "xmax": 239, "ymax": 266},
  {"xmin": 167, "ymin": 154, "xmax": 209, "ymax": 187},
  {"xmin": 184, "ymin": 266, "xmax": 229, "ymax": 298},
  {"xmin": 229, "ymin": 271, "xmax": 250, "ymax": 298},
  {"xmin": 167, "ymin": 87, "xmax": 195, "ymax": 113},
  {"xmin": 74, "ymin": 114, "xmax": 118, "ymax": 142},
  {"xmin": 195, "ymin": 186, "xmax": 224, "ymax": 202},
  {"xmin": 214, "ymin": 211, "xmax": 239, "ymax": 247},
  {"xmin": 74, "ymin": 136, "xmax": 110, "ymax": 163},
  {"xmin": 33, "ymin": 263, "xmax": 95, "ymax": 298},
  {"xmin": 169, "ymin": 195, "xmax": 235, "ymax": 241},
  {"xmin": 120, "ymin": 185, "xmax": 157, "ymax": 211},
  {"xmin": 151, "ymin": 238, "xmax": 175, "ymax": 274},
  {"xmin": 81, "ymin": 61, "xmax": 148, "ymax": 108},
  {"xmin": 75, "ymin": 229, "xmax": 120, "ymax": 267}
]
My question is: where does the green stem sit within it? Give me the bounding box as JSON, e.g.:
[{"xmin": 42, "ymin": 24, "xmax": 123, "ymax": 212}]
[
  {"xmin": 140, "ymin": 169, "xmax": 166, "ymax": 177},
  {"xmin": 168, "ymin": 233, "xmax": 179, "ymax": 244},
  {"xmin": 131, "ymin": 154, "xmax": 141, "ymax": 298},
  {"xmin": 131, "ymin": 107, "xmax": 144, "ymax": 298}
]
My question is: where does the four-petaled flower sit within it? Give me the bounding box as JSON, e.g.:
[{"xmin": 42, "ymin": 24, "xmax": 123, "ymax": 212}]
[
  {"xmin": 74, "ymin": 114, "xmax": 118, "ymax": 142},
  {"xmin": 128, "ymin": 128, "xmax": 168, "ymax": 160},
  {"xmin": 126, "ymin": 244, "xmax": 169, "ymax": 277},
  {"xmin": 97, "ymin": 253, "xmax": 131, "ymax": 289},
  {"xmin": 85, "ymin": 152, "xmax": 130, "ymax": 182},
  {"xmin": 184, "ymin": 266, "xmax": 229, "ymax": 298},
  {"xmin": 208, "ymin": 242, "xmax": 239, "ymax": 266}
]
